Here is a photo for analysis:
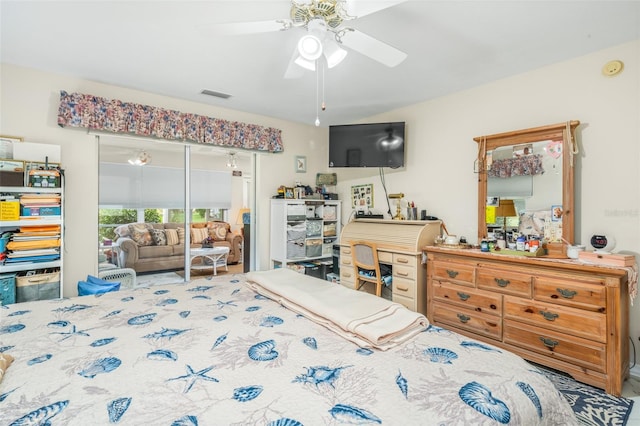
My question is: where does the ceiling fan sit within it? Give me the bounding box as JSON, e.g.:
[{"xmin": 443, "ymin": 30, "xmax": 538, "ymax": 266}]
[{"xmin": 209, "ymin": 0, "xmax": 408, "ymax": 77}]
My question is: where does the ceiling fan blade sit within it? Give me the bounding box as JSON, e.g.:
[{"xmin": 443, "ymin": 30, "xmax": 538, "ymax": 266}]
[
  {"xmin": 343, "ymin": 0, "xmax": 407, "ymax": 19},
  {"xmin": 339, "ymin": 28, "xmax": 407, "ymax": 67},
  {"xmin": 207, "ymin": 19, "xmax": 292, "ymax": 36}
]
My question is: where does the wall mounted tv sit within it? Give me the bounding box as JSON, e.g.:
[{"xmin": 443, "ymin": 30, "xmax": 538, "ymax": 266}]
[{"xmin": 328, "ymin": 122, "xmax": 405, "ymax": 168}]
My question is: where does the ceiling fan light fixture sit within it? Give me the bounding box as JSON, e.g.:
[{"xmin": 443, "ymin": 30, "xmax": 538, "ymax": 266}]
[
  {"xmin": 128, "ymin": 150, "xmax": 151, "ymax": 166},
  {"xmin": 323, "ymin": 38, "xmax": 347, "ymax": 68},
  {"xmin": 298, "ymin": 34, "xmax": 323, "ymax": 60},
  {"xmin": 294, "ymin": 54, "xmax": 316, "ymax": 71}
]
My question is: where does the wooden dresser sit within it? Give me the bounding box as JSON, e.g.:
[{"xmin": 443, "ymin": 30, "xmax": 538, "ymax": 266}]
[
  {"xmin": 339, "ymin": 219, "xmax": 441, "ymax": 315},
  {"xmin": 425, "ymin": 246, "xmax": 631, "ymax": 396}
]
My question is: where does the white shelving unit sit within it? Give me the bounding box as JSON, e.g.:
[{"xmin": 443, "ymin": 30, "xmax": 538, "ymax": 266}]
[
  {"xmin": 0, "ymin": 185, "xmax": 64, "ymax": 300},
  {"xmin": 270, "ymin": 199, "xmax": 341, "ymax": 272}
]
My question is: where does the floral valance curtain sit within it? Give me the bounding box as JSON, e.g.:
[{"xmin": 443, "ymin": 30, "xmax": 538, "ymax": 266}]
[
  {"xmin": 57, "ymin": 91, "xmax": 283, "ymax": 152},
  {"xmin": 487, "ymin": 154, "xmax": 544, "ymax": 178}
]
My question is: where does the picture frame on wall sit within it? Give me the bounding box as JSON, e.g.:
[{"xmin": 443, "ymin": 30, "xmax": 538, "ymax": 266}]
[
  {"xmin": 295, "ymin": 156, "xmax": 306, "ymax": 173},
  {"xmin": 351, "ymin": 184, "xmax": 374, "ymax": 210}
]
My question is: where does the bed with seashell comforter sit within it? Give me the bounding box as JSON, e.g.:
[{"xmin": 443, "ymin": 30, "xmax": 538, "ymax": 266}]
[{"xmin": 0, "ymin": 272, "xmax": 577, "ymax": 425}]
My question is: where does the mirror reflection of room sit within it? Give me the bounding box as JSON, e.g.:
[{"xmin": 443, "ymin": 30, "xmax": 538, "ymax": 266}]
[{"xmin": 485, "ymin": 139, "xmax": 564, "ymax": 248}]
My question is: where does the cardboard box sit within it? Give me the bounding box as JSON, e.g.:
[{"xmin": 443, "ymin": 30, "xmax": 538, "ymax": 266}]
[
  {"xmin": 578, "ymin": 251, "xmax": 636, "ymax": 267},
  {"xmin": 0, "ymin": 201, "xmax": 20, "ymax": 221},
  {"xmin": 21, "ymin": 206, "xmax": 61, "ymax": 217}
]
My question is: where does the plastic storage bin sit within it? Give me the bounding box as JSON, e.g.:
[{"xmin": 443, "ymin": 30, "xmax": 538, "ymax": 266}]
[{"xmin": 0, "ymin": 273, "xmax": 16, "ymax": 305}]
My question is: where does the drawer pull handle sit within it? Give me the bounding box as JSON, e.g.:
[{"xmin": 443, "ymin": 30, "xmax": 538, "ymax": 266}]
[
  {"xmin": 539, "ymin": 310, "xmax": 559, "ymax": 321},
  {"xmin": 539, "ymin": 337, "xmax": 559, "ymax": 349},
  {"xmin": 457, "ymin": 313, "xmax": 471, "ymax": 323},
  {"xmin": 446, "ymin": 270, "xmax": 459, "ymax": 278},
  {"xmin": 397, "ymin": 258, "xmax": 409, "ymax": 264},
  {"xmin": 457, "ymin": 292, "xmax": 470, "ymax": 301},
  {"xmin": 397, "ymin": 271, "xmax": 409, "ymax": 277},
  {"xmin": 494, "ymin": 278, "xmax": 510, "ymax": 287},
  {"xmin": 343, "ymin": 249, "xmax": 351, "ymax": 254},
  {"xmin": 397, "ymin": 284, "xmax": 409, "ymax": 292},
  {"xmin": 557, "ymin": 288, "xmax": 577, "ymax": 299}
]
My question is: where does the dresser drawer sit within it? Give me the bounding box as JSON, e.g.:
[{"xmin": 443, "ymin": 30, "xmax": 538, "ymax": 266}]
[
  {"xmin": 477, "ymin": 268, "xmax": 532, "ymax": 297},
  {"xmin": 393, "ymin": 264, "xmax": 416, "ymax": 281},
  {"xmin": 393, "ymin": 276, "xmax": 416, "ymax": 300},
  {"xmin": 432, "ymin": 260, "xmax": 475, "ymax": 286},
  {"xmin": 504, "ymin": 320, "xmax": 606, "ymax": 373},
  {"xmin": 433, "ymin": 303, "xmax": 502, "ymax": 340},
  {"xmin": 534, "ymin": 276, "xmax": 606, "ymax": 312},
  {"xmin": 378, "ymin": 251, "xmax": 393, "ymax": 264},
  {"xmin": 393, "ymin": 293, "xmax": 416, "ymax": 311},
  {"xmin": 393, "ymin": 253, "xmax": 416, "ymax": 267},
  {"xmin": 432, "ymin": 281, "xmax": 501, "ymax": 316},
  {"xmin": 504, "ymin": 296, "xmax": 606, "ymax": 343},
  {"xmin": 340, "ymin": 268, "xmax": 354, "ymax": 288}
]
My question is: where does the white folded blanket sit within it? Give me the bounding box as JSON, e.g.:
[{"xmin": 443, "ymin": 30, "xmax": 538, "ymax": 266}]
[{"xmin": 245, "ymin": 268, "xmax": 429, "ymax": 350}]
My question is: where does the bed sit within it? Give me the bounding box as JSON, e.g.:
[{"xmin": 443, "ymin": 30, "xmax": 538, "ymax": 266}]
[{"xmin": 0, "ymin": 269, "xmax": 577, "ymax": 425}]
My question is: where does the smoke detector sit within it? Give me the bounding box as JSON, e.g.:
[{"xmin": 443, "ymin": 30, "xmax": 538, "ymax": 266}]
[{"xmin": 602, "ymin": 60, "xmax": 624, "ymax": 77}]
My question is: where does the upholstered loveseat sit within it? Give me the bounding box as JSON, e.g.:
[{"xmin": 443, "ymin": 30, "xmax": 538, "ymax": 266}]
[{"xmin": 115, "ymin": 222, "xmax": 242, "ymax": 273}]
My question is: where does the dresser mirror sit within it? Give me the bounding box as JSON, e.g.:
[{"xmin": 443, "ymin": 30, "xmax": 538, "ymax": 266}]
[{"xmin": 474, "ymin": 121, "xmax": 580, "ymax": 245}]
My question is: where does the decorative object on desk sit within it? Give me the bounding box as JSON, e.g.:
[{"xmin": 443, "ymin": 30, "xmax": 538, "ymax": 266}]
[
  {"xmin": 295, "ymin": 155, "xmax": 306, "ymax": 173},
  {"xmin": 351, "ymin": 184, "xmax": 374, "ymax": 210},
  {"xmin": 567, "ymin": 244, "xmax": 585, "ymax": 259},
  {"xmin": 201, "ymin": 236, "xmax": 214, "ymax": 248},
  {"xmin": 545, "ymin": 241, "xmax": 567, "ymax": 258},
  {"xmin": 284, "ymin": 187, "xmax": 294, "ymax": 199},
  {"xmin": 388, "ymin": 192, "xmax": 404, "ymax": 220}
]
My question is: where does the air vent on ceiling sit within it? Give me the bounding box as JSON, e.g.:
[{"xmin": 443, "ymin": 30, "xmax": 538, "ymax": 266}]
[{"xmin": 201, "ymin": 89, "xmax": 232, "ymax": 99}]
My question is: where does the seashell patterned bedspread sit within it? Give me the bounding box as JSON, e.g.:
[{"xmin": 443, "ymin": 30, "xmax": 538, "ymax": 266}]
[{"xmin": 0, "ymin": 274, "xmax": 577, "ymax": 425}]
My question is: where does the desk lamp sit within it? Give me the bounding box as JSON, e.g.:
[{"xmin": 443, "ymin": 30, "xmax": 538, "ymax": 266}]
[{"xmin": 388, "ymin": 193, "xmax": 405, "ymax": 220}]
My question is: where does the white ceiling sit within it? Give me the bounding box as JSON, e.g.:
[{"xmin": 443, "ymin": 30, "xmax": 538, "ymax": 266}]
[{"xmin": 1, "ymin": 1, "xmax": 638, "ymax": 127}]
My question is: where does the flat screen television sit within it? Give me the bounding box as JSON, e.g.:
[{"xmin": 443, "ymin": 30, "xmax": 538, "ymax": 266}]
[{"xmin": 328, "ymin": 122, "xmax": 405, "ymax": 168}]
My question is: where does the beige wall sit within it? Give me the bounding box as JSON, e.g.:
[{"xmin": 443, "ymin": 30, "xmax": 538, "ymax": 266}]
[
  {"xmin": 0, "ymin": 63, "xmax": 327, "ymax": 293},
  {"xmin": 1, "ymin": 39, "xmax": 639, "ymax": 363}
]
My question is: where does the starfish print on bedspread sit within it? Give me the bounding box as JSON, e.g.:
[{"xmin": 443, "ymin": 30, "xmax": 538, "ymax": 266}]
[
  {"xmin": 167, "ymin": 365, "xmax": 219, "ymax": 393},
  {"xmin": 216, "ymin": 299, "xmax": 238, "ymax": 309},
  {"xmin": 50, "ymin": 325, "xmax": 93, "ymax": 341}
]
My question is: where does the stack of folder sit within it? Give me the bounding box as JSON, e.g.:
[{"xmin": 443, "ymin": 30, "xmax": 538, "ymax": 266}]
[
  {"xmin": 5, "ymin": 224, "xmax": 61, "ymax": 263},
  {"xmin": 19, "ymin": 194, "xmax": 62, "ymax": 217}
]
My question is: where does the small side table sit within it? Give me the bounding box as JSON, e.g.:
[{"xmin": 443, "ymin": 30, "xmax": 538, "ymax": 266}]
[{"xmin": 190, "ymin": 247, "xmax": 230, "ymax": 276}]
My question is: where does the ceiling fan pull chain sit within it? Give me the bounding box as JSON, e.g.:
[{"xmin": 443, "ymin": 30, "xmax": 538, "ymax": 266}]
[
  {"xmin": 315, "ymin": 60, "xmax": 320, "ymax": 126},
  {"xmin": 322, "ymin": 60, "xmax": 326, "ymax": 111}
]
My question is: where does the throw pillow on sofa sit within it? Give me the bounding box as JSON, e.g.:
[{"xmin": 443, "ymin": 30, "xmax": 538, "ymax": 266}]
[
  {"xmin": 128, "ymin": 223, "xmax": 154, "ymax": 246},
  {"xmin": 165, "ymin": 228, "xmax": 179, "ymax": 245},
  {"xmin": 150, "ymin": 229, "xmax": 167, "ymax": 246},
  {"xmin": 190, "ymin": 227, "xmax": 209, "ymax": 244},
  {"xmin": 209, "ymin": 224, "xmax": 228, "ymax": 241},
  {"xmin": 177, "ymin": 227, "xmax": 185, "ymax": 245}
]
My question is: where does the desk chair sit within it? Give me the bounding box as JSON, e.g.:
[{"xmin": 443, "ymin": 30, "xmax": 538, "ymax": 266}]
[{"xmin": 350, "ymin": 241, "xmax": 383, "ymax": 297}]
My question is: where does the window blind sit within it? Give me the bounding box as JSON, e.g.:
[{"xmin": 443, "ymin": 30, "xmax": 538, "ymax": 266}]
[{"xmin": 99, "ymin": 162, "xmax": 231, "ymax": 209}]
